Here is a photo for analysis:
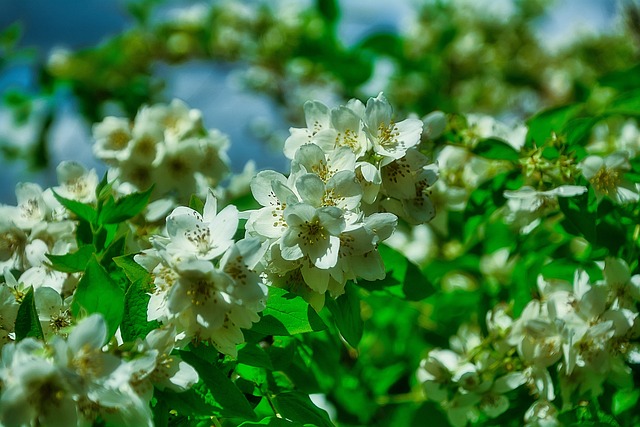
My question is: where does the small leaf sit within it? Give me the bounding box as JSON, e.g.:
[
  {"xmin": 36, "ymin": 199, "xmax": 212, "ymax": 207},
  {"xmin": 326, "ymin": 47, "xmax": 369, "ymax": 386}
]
[
  {"xmin": 46, "ymin": 244, "xmax": 95, "ymax": 273},
  {"xmin": 14, "ymin": 287, "xmax": 44, "ymax": 341},
  {"xmin": 52, "ymin": 191, "xmax": 97, "ymax": 223},
  {"xmin": 72, "ymin": 257, "xmax": 125, "ymax": 340},
  {"xmin": 326, "ymin": 282, "xmax": 363, "ymax": 347},
  {"xmin": 251, "ymin": 287, "xmax": 327, "ymax": 336},
  {"xmin": 273, "ymin": 391, "xmax": 334, "ymax": 427},
  {"xmin": 473, "ymin": 138, "xmax": 519, "ymax": 161},
  {"xmin": 179, "ymin": 350, "xmax": 257, "ymax": 420},
  {"xmin": 98, "ymin": 186, "xmax": 153, "ymax": 224},
  {"xmin": 189, "ymin": 194, "xmax": 205, "ymax": 214}
]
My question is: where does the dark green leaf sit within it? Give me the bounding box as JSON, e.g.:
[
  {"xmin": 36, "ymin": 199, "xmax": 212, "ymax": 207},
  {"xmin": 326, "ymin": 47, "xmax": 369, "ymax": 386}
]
[
  {"xmin": 558, "ymin": 189, "xmax": 597, "ymax": 243},
  {"xmin": 98, "ymin": 186, "xmax": 153, "ymax": 224},
  {"xmin": 473, "ymin": 138, "xmax": 520, "ymax": 161},
  {"xmin": 14, "ymin": 287, "xmax": 44, "ymax": 341},
  {"xmin": 72, "ymin": 257, "xmax": 125, "ymax": 340},
  {"xmin": 564, "ymin": 117, "xmax": 597, "ymax": 147},
  {"xmin": 273, "ymin": 392, "xmax": 333, "ymax": 427},
  {"xmin": 239, "ymin": 417, "xmax": 307, "ymax": 426},
  {"xmin": 154, "ymin": 388, "xmax": 218, "ymax": 418},
  {"xmin": 120, "ymin": 278, "xmax": 159, "ymax": 341},
  {"xmin": 251, "ymin": 287, "xmax": 327, "ymax": 336},
  {"xmin": 326, "ymin": 282, "xmax": 363, "ymax": 347},
  {"xmin": 358, "ymin": 245, "xmax": 435, "ymax": 301},
  {"xmin": 46, "ymin": 244, "xmax": 95, "ymax": 273},
  {"xmin": 179, "ymin": 350, "xmax": 257, "ymax": 420},
  {"xmin": 52, "ymin": 191, "xmax": 97, "ymax": 223},
  {"xmin": 316, "ymin": 0, "xmax": 339, "ymax": 23},
  {"xmin": 237, "ymin": 343, "xmax": 273, "ymax": 369}
]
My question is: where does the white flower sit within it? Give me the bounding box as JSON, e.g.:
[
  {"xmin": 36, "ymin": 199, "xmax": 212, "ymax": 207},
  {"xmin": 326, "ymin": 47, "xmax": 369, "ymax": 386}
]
[
  {"xmin": 0, "ymin": 338, "xmax": 79, "ymax": 427},
  {"xmin": 580, "ymin": 152, "xmax": 639, "ymax": 204},
  {"xmin": 92, "ymin": 116, "xmax": 132, "ymax": 163},
  {"xmin": 279, "ymin": 203, "xmax": 345, "ymax": 269},
  {"xmin": 53, "ymin": 161, "xmax": 99, "ymax": 204},
  {"xmin": 363, "ymin": 92, "xmax": 423, "ymax": 164},
  {"xmin": 7, "ymin": 183, "xmax": 50, "ymax": 230},
  {"xmin": 164, "ymin": 192, "xmax": 238, "ymax": 262},
  {"xmin": 283, "ymin": 100, "xmax": 332, "ymax": 159}
]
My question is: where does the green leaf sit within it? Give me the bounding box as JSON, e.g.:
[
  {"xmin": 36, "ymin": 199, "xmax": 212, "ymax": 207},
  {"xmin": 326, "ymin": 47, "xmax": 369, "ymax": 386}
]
[
  {"xmin": 113, "ymin": 254, "xmax": 150, "ymax": 283},
  {"xmin": 189, "ymin": 194, "xmax": 205, "ymax": 214},
  {"xmin": 564, "ymin": 117, "xmax": 597, "ymax": 148},
  {"xmin": 120, "ymin": 278, "xmax": 159, "ymax": 341},
  {"xmin": 237, "ymin": 343, "xmax": 273, "ymax": 370},
  {"xmin": 251, "ymin": 287, "xmax": 327, "ymax": 336},
  {"xmin": 273, "ymin": 391, "xmax": 334, "ymax": 427},
  {"xmin": 98, "ymin": 186, "xmax": 153, "ymax": 224},
  {"xmin": 326, "ymin": 282, "xmax": 363, "ymax": 347},
  {"xmin": 52, "ymin": 191, "xmax": 97, "ymax": 223},
  {"xmin": 154, "ymin": 388, "xmax": 218, "ymax": 418},
  {"xmin": 316, "ymin": 0, "xmax": 339, "ymax": 23},
  {"xmin": 473, "ymin": 138, "xmax": 520, "ymax": 161},
  {"xmin": 526, "ymin": 104, "xmax": 581, "ymax": 147},
  {"xmin": 358, "ymin": 245, "xmax": 435, "ymax": 301},
  {"xmin": 46, "ymin": 244, "xmax": 95, "ymax": 273},
  {"xmin": 558, "ymin": 189, "xmax": 597, "ymax": 243},
  {"xmin": 14, "ymin": 287, "xmax": 44, "ymax": 341},
  {"xmin": 179, "ymin": 350, "xmax": 257, "ymax": 420},
  {"xmin": 612, "ymin": 388, "xmax": 640, "ymax": 415},
  {"xmin": 239, "ymin": 417, "xmax": 307, "ymax": 426},
  {"xmin": 72, "ymin": 257, "xmax": 125, "ymax": 340},
  {"xmin": 605, "ymin": 89, "xmax": 640, "ymax": 116}
]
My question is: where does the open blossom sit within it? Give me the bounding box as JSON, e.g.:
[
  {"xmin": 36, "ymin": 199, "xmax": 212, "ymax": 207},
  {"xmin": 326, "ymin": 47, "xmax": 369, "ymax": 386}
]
[
  {"xmin": 580, "ymin": 152, "xmax": 639, "ymax": 204},
  {"xmin": 163, "ymin": 191, "xmax": 238, "ymax": 262}
]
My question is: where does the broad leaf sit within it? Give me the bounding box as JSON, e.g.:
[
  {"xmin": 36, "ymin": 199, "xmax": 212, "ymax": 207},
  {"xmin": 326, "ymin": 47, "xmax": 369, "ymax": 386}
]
[
  {"xmin": 120, "ymin": 278, "xmax": 159, "ymax": 341},
  {"xmin": 273, "ymin": 391, "xmax": 333, "ymax": 427},
  {"xmin": 71, "ymin": 257, "xmax": 125, "ymax": 340},
  {"xmin": 52, "ymin": 191, "xmax": 97, "ymax": 223},
  {"xmin": 14, "ymin": 287, "xmax": 44, "ymax": 341},
  {"xmin": 46, "ymin": 244, "xmax": 95, "ymax": 273},
  {"xmin": 326, "ymin": 282, "xmax": 363, "ymax": 347},
  {"xmin": 98, "ymin": 186, "xmax": 153, "ymax": 224},
  {"xmin": 473, "ymin": 138, "xmax": 519, "ymax": 161},
  {"xmin": 180, "ymin": 350, "xmax": 257, "ymax": 420},
  {"xmin": 251, "ymin": 287, "xmax": 327, "ymax": 336}
]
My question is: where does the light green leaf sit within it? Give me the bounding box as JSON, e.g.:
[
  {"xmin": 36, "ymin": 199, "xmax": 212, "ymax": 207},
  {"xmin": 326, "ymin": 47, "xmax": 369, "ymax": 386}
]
[
  {"xmin": 14, "ymin": 287, "xmax": 44, "ymax": 341},
  {"xmin": 46, "ymin": 244, "xmax": 95, "ymax": 273},
  {"xmin": 612, "ymin": 388, "xmax": 640, "ymax": 415},
  {"xmin": 251, "ymin": 287, "xmax": 327, "ymax": 336},
  {"xmin": 52, "ymin": 191, "xmax": 97, "ymax": 223},
  {"xmin": 113, "ymin": 254, "xmax": 150, "ymax": 283},
  {"xmin": 98, "ymin": 186, "xmax": 153, "ymax": 224},
  {"xmin": 71, "ymin": 257, "xmax": 124, "ymax": 340}
]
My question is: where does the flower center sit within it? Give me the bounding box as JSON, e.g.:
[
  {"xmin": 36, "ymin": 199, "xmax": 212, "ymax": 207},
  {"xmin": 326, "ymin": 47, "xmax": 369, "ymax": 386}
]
[
  {"xmin": 297, "ymin": 219, "xmax": 326, "ymax": 245},
  {"xmin": 591, "ymin": 167, "xmax": 620, "ymax": 194},
  {"xmin": 377, "ymin": 123, "xmax": 401, "ymax": 149}
]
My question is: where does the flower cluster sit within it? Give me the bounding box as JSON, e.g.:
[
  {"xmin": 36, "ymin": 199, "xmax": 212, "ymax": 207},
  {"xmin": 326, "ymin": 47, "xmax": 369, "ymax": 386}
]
[
  {"xmin": 244, "ymin": 93, "xmax": 437, "ymax": 308},
  {"xmin": 418, "ymin": 258, "xmax": 640, "ymax": 426},
  {"xmin": 135, "ymin": 192, "xmax": 267, "ymax": 356},
  {"xmin": 0, "ymin": 314, "xmax": 197, "ymax": 427},
  {"xmin": 93, "ymin": 99, "xmax": 231, "ymax": 213},
  {"xmin": 0, "ymin": 162, "xmax": 100, "ymax": 295}
]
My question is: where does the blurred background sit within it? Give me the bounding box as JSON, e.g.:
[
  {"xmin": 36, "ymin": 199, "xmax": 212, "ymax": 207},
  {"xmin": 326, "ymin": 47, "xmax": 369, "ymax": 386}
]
[{"xmin": 0, "ymin": 0, "xmax": 636, "ymax": 203}]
